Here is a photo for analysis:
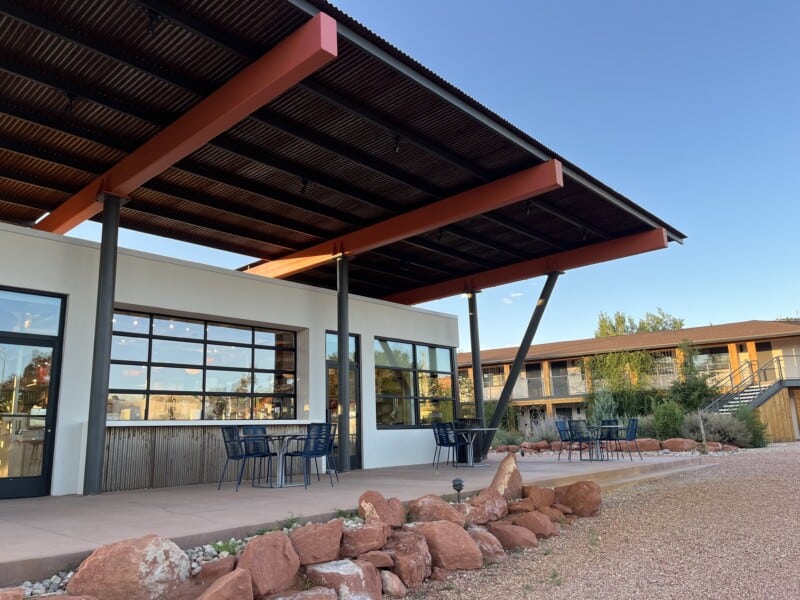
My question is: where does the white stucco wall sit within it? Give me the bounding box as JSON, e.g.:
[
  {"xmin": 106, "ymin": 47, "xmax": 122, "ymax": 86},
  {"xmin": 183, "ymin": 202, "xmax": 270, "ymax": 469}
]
[{"xmin": 0, "ymin": 222, "xmax": 458, "ymax": 495}]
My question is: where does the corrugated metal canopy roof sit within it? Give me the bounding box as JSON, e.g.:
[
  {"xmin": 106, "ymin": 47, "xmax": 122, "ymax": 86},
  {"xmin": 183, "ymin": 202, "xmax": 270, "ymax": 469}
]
[{"xmin": 0, "ymin": 0, "xmax": 685, "ymax": 301}]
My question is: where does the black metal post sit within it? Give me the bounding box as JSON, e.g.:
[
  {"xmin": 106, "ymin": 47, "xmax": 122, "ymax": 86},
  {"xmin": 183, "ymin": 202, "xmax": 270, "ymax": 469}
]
[
  {"xmin": 467, "ymin": 291, "xmax": 485, "ymax": 427},
  {"xmin": 336, "ymin": 256, "xmax": 351, "ymax": 472},
  {"xmin": 480, "ymin": 272, "xmax": 561, "ymax": 457},
  {"xmin": 83, "ymin": 194, "xmax": 122, "ymax": 495}
]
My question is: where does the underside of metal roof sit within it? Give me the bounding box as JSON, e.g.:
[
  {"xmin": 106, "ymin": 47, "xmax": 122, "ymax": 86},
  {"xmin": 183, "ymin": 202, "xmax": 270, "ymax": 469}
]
[{"xmin": 0, "ymin": 0, "xmax": 685, "ymax": 302}]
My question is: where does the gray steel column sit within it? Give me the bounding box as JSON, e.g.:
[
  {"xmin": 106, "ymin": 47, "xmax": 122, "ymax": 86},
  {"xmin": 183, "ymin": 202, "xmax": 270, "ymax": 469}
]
[
  {"xmin": 83, "ymin": 194, "xmax": 122, "ymax": 495},
  {"xmin": 336, "ymin": 256, "xmax": 351, "ymax": 472},
  {"xmin": 467, "ymin": 291, "xmax": 485, "ymax": 426},
  {"xmin": 481, "ymin": 271, "xmax": 561, "ymax": 457}
]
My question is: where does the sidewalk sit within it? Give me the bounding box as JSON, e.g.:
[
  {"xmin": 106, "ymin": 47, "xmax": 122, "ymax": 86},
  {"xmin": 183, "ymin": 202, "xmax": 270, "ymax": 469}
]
[{"xmin": 0, "ymin": 452, "xmax": 710, "ymax": 586}]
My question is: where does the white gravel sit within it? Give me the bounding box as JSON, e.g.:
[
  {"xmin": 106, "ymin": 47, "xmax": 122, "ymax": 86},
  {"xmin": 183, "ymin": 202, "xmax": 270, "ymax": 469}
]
[{"xmin": 408, "ymin": 443, "xmax": 800, "ymax": 599}]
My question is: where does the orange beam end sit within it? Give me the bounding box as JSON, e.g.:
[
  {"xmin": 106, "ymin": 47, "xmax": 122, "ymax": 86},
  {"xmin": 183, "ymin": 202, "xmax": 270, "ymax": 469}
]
[
  {"xmin": 383, "ymin": 228, "xmax": 670, "ymax": 305},
  {"xmin": 35, "ymin": 13, "xmax": 338, "ymax": 234},
  {"xmin": 248, "ymin": 159, "xmax": 563, "ymax": 279}
]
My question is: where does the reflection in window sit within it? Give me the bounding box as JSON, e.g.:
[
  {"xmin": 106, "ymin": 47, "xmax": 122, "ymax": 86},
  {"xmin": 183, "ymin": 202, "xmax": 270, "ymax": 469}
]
[
  {"xmin": 109, "ymin": 311, "xmax": 296, "ymax": 421},
  {"xmin": 374, "ymin": 338, "xmax": 455, "ymax": 428},
  {"xmin": 0, "ymin": 290, "xmax": 62, "ymax": 335}
]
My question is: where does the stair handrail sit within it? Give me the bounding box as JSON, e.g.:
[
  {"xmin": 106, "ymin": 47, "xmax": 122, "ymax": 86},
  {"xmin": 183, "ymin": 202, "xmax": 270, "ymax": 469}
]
[
  {"xmin": 708, "ymin": 360, "xmax": 753, "ymax": 393},
  {"xmin": 702, "ymin": 361, "xmax": 757, "ymax": 413}
]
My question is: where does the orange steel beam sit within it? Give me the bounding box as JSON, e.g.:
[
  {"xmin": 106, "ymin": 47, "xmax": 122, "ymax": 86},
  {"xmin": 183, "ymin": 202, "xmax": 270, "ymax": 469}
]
[
  {"xmin": 245, "ymin": 159, "xmax": 563, "ymax": 279},
  {"xmin": 383, "ymin": 228, "xmax": 670, "ymax": 305},
  {"xmin": 35, "ymin": 13, "xmax": 338, "ymax": 234}
]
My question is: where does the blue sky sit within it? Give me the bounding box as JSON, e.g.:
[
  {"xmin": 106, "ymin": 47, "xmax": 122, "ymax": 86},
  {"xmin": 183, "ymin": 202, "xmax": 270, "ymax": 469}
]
[{"xmin": 69, "ymin": 0, "xmax": 800, "ymax": 350}]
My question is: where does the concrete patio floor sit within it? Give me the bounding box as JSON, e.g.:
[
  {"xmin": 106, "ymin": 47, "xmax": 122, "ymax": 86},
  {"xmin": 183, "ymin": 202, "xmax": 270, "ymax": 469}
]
[{"xmin": 0, "ymin": 451, "xmax": 712, "ymax": 586}]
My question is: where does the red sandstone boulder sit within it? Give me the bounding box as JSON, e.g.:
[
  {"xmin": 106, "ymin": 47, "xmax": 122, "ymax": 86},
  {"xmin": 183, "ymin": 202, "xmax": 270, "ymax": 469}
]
[
  {"xmin": 357, "ymin": 550, "xmax": 393, "ymax": 568},
  {"xmin": 196, "ymin": 555, "xmax": 236, "ymax": 586},
  {"xmin": 488, "ymin": 452, "xmax": 523, "ymax": 500},
  {"xmin": 305, "ymin": 559, "xmax": 381, "ymax": 600},
  {"xmin": 550, "ymin": 441, "xmax": 566, "ymax": 452},
  {"xmin": 531, "ymin": 440, "xmax": 550, "ymax": 452},
  {"xmin": 703, "ymin": 441, "xmax": 723, "ymax": 452},
  {"xmin": 494, "ymin": 444, "xmax": 508, "ymax": 453},
  {"xmin": 634, "ymin": 438, "xmax": 661, "ymax": 452},
  {"xmin": 485, "ymin": 521, "xmax": 538, "ymax": 550},
  {"xmin": 196, "ymin": 568, "xmax": 252, "ymax": 600},
  {"xmin": 507, "ymin": 497, "xmax": 537, "ymax": 514},
  {"xmin": 380, "ymin": 570, "xmax": 408, "ymax": 598},
  {"xmin": 722, "ymin": 444, "xmax": 739, "ymax": 452},
  {"xmin": 662, "ymin": 438, "xmax": 699, "ymax": 452},
  {"xmin": 237, "ymin": 532, "xmax": 300, "ymax": 597},
  {"xmin": 554, "ymin": 480, "xmax": 602, "ymax": 517},
  {"xmin": 457, "ymin": 488, "xmax": 508, "ymax": 525},
  {"xmin": 270, "ymin": 587, "xmax": 337, "ymax": 600},
  {"xmin": 509, "ymin": 511, "xmax": 559, "ymax": 538},
  {"xmin": 467, "ymin": 527, "xmax": 508, "ymax": 564},
  {"xmin": 552, "ymin": 502, "xmax": 572, "ymax": 515},
  {"xmin": 66, "ymin": 533, "xmax": 191, "ymax": 600},
  {"xmin": 537, "ymin": 505, "xmax": 564, "ymax": 522},
  {"xmin": 506, "ymin": 445, "xmax": 520, "ymax": 454},
  {"xmin": 0, "ymin": 589, "xmax": 24, "ymax": 600},
  {"xmin": 520, "ymin": 441, "xmax": 536, "ymax": 450},
  {"xmin": 289, "ymin": 519, "xmax": 343, "ymax": 565},
  {"xmin": 407, "ymin": 494, "xmax": 465, "ymax": 525},
  {"xmin": 404, "ymin": 521, "xmax": 483, "ymax": 571},
  {"xmin": 358, "ymin": 491, "xmax": 405, "ymax": 527},
  {"xmin": 522, "ymin": 484, "xmax": 556, "ymax": 509},
  {"xmin": 340, "ymin": 522, "xmax": 391, "ymax": 558},
  {"xmin": 429, "ymin": 567, "xmax": 452, "ymax": 581},
  {"xmin": 383, "ymin": 530, "xmax": 432, "ymax": 589}
]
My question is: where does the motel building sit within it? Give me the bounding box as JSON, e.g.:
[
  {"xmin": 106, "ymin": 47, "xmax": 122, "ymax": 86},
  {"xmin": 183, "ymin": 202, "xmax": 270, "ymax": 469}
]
[{"xmin": 0, "ymin": 0, "xmax": 684, "ymax": 499}]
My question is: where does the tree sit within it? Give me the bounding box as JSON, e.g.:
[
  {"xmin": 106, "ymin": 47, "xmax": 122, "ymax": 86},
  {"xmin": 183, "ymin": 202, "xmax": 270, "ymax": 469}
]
[{"xmin": 594, "ymin": 308, "xmax": 684, "ymax": 338}]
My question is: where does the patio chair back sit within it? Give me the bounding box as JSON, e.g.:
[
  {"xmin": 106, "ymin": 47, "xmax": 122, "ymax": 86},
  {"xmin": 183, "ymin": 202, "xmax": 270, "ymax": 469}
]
[
  {"xmin": 431, "ymin": 422, "xmax": 467, "ymax": 468},
  {"xmin": 568, "ymin": 419, "xmax": 592, "ymax": 442},
  {"xmin": 555, "ymin": 420, "xmax": 572, "ymax": 461},
  {"xmin": 622, "ymin": 418, "xmax": 643, "ymax": 461}
]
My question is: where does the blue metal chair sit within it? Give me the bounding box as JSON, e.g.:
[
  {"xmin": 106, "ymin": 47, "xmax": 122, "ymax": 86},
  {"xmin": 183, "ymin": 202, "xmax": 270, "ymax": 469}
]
[
  {"xmin": 568, "ymin": 419, "xmax": 598, "ymax": 461},
  {"xmin": 555, "ymin": 420, "xmax": 572, "ymax": 461},
  {"xmin": 326, "ymin": 422, "xmax": 339, "ymax": 483},
  {"xmin": 599, "ymin": 418, "xmax": 621, "ymax": 460},
  {"xmin": 432, "ymin": 422, "xmax": 469, "ymax": 468},
  {"xmin": 621, "ymin": 418, "xmax": 643, "ymax": 461},
  {"xmin": 284, "ymin": 422, "xmax": 335, "ymax": 488},
  {"xmin": 217, "ymin": 426, "xmax": 247, "ymax": 491},
  {"xmin": 241, "ymin": 425, "xmax": 276, "ymax": 487}
]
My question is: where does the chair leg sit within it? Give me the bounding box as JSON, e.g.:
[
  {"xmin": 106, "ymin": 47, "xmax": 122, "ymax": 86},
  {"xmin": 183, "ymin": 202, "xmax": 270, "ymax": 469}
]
[
  {"xmin": 236, "ymin": 459, "xmax": 247, "ymax": 492},
  {"xmin": 217, "ymin": 459, "xmax": 229, "ymax": 490},
  {"xmin": 635, "ymin": 440, "xmax": 643, "ymax": 460}
]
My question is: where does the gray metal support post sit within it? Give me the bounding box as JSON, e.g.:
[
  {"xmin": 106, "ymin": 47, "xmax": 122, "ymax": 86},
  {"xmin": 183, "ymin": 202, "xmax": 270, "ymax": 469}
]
[
  {"xmin": 467, "ymin": 291, "xmax": 485, "ymax": 427},
  {"xmin": 480, "ymin": 271, "xmax": 561, "ymax": 457},
  {"xmin": 83, "ymin": 194, "xmax": 122, "ymax": 495},
  {"xmin": 336, "ymin": 256, "xmax": 351, "ymax": 472}
]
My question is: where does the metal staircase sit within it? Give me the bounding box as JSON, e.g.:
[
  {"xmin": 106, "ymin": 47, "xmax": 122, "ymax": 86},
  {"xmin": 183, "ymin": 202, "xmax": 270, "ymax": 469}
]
[{"xmin": 702, "ymin": 356, "xmax": 798, "ymax": 414}]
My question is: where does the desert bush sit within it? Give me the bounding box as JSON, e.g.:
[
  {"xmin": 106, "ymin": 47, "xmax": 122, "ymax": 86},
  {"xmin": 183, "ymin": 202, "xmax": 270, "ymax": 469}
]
[
  {"xmin": 681, "ymin": 412, "xmax": 752, "ymax": 447},
  {"xmin": 615, "ymin": 388, "xmax": 667, "ymax": 417},
  {"xmin": 492, "ymin": 428, "xmax": 523, "ymax": 446},
  {"xmin": 587, "ymin": 389, "xmax": 617, "ymax": 425},
  {"xmin": 528, "ymin": 417, "xmax": 559, "ymax": 443},
  {"xmin": 635, "ymin": 414, "xmax": 657, "ymax": 438},
  {"xmin": 652, "ymin": 400, "xmax": 684, "ymax": 439},
  {"xmin": 733, "ymin": 407, "xmax": 768, "ymax": 448}
]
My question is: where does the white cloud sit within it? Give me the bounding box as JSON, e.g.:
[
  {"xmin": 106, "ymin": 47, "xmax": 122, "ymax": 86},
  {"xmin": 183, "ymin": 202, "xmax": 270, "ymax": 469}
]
[{"xmin": 501, "ymin": 297, "xmax": 513, "ymax": 305}]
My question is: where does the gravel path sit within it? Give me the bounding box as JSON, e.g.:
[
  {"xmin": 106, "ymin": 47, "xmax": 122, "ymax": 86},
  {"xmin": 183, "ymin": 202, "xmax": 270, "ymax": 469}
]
[{"xmin": 408, "ymin": 443, "xmax": 800, "ymax": 600}]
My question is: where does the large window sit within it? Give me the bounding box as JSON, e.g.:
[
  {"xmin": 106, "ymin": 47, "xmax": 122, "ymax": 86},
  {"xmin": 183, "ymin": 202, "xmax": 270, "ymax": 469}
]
[
  {"xmin": 109, "ymin": 311, "xmax": 296, "ymax": 421},
  {"xmin": 374, "ymin": 338, "xmax": 455, "ymax": 427}
]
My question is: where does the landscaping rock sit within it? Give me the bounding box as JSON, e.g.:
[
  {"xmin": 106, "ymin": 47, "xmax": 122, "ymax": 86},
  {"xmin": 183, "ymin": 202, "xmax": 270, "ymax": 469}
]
[
  {"xmin": 537, "ymin": 505, "xmax": 564, "ymax": 522},
  {"xmin": 407, "ymin": 494, "xmax": 465, "ymax": 525},
  {"xmin": 358, "ymin": 491, "xmax": 405, "ymax": 527},
  {"xmin": 305, "ymin": 559, "xmax": 381, "ymax": 600},
  {"xmin": 340, "ymin": 522, "xmax": 391, "ymax": 558},
  {"xmin": 488, "ymin": 452, "xmax": 523, "ymax": 500},
  {"xmin": 380, "ymin": 570, "xmax": 407, "ymax": 598},
  {"xmin": 271, "ymin": 587, "xmax": 338, "ymax": 599},
  {"xmin": 662, "ymin": 438, "xmax": 699, "ymax": 452},
  {"xmin": 195, "ymin": 568, "xmax": 252, "ymax": 600},
  {"xmin": 196, "ymin": 555, "xmax": 236, "ymax": 586},
  {"xmin": 66, "ymin": 533, "xmax": 191, "ymax": 600},
  {"xmin": 485, "ymin": 521, "xmax": 539, "ymax": 550},
  {"xmin": 554, "ymin": 480, "xmax": 602, "ymax": 517},
  {"xmin": 552, "ymin": 502, "xmax": 573, "ymax": 514},
  {"xmin": 289, "ymin": 519, "xmax": 344, "ymax": 565},
  {"xmin": 522, "ymin": 484, "xmax": 555, "ymax": 508},
  {"xmin": 507, "ymin": 497, "xmax": 537, "ymax": 514},
  {"xmin": 458, "ymin": 488, "xmax": 507, "ymax": 525},
  {"xmin": 531, "ymin": 440, "xmax": 550, "ymax": 452},
  {"xmin": 237, "ymin": 531, "xmax": 300, "ymax": 597},
  {"xmin": 467, "ymin": 527, "xmax": 508, "ymax": 564},
  {"xmin": 429, "ymin": 567, "xmax": 452, "ymax": 581},
  {"xmin": 634, "ymin": 438, "xmax": 661, "ymax": 452},
  {"xmin": 357, "ymin": 550, "xmax": 393, "ymax": 568},
  {"xmin": 704, "ymin": 441, "xmax": 723, "ymax": 452},
  {"xmin": 0, "ymin": 589, "xmax": 24, "ymax": 600},
  {"xmin": 509, "ymin": 511, "xmax": 559, "ymax": 538},
  {"xmin": 383, "ymin": 530, "xmax": 431, "ymax": 589},
  {"xmin": 404, "ymin": 521, "xmax": 483, "ymax": 571}
]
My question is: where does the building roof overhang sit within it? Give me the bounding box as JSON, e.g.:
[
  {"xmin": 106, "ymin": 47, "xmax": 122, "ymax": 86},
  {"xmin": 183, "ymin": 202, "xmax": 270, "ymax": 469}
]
[{"xmin": 0, "ymin": 0, "xmax": 685, "ymax": 302}]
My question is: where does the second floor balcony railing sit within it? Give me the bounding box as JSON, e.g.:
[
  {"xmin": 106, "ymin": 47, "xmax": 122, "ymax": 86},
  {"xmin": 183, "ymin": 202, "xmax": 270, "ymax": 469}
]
[{"xmin": 482, "ymin": 375, "xmax": 587, "ymax": 402}]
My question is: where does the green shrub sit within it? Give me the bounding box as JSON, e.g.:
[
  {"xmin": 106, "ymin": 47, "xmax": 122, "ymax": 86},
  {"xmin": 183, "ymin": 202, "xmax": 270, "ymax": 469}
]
[
  {"xmin": 587, "ymin": 389, "xmax": 616, "ymax": 425},
  {"xmin": 615, "ymin": 388, "xmax": 667, "ymax": 417},
  {"xmin": 681, "ymin": 412, "xmax": 752, "ymax": 446},
  {"xmin": 733, "ymin": 407, "xmax": 768, "ymax": 448},
  {"xmin": 636, "ymin": 414, "xmax": 657, "ymax": 438},
  {"xmin": 492, "ymin": 428, "xmax": 523, "ymax": 446},
  {"xmin": 652, "ymin": 401, "xmax": 684, "ymax": 439},
  {"xmin": 528, "ymin": 417, "xmax": 559, "ymax": 443}
]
